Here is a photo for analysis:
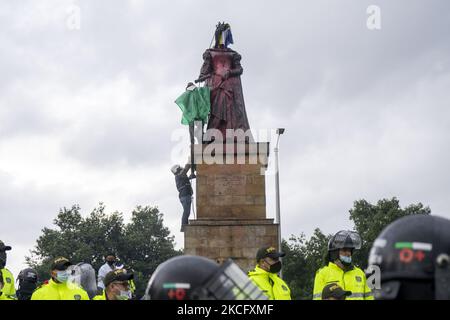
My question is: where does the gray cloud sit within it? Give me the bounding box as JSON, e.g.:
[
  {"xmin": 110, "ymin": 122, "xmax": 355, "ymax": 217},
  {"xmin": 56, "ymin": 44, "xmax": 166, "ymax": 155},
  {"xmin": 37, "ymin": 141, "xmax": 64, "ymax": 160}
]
[{"xmin": 1, "ymin": 0, "xmax": 450, "ymax": 278}]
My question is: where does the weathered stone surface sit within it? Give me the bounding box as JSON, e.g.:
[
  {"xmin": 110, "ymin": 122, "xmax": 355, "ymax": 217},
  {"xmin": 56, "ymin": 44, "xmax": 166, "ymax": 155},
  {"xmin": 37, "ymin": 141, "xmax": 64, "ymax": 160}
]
[
  {"xmin": 184, "ymin": 219, "xmax": 278, "ymax": 272},
  {"xmin": 194, "ymin": 143, "xmax": 269, "ymax": 167},
  {"xmin": 214, "ymin": 176, "xmax": 246, "ymax": 195},
  {"xmin": 196, "ymin": 145, "xmax": 267, "ymax": 220}
]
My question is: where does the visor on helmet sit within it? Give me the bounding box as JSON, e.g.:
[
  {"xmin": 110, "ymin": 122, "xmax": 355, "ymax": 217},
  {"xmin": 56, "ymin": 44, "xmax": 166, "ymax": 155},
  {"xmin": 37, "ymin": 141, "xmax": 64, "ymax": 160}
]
[
  {"xmin": 198, "ymin": 259, "xmax": 268, "ymax": 300},
  {"xmin": 143, "ymin": 259, "xmax": 267, "ymax": 300},
  {"xmin": 329, "ymin": 231, "xmax": 362, "ymax": 250},
  {"xmin": 67, "ymin": 263, "xmax": 98, "ymax": 299}
]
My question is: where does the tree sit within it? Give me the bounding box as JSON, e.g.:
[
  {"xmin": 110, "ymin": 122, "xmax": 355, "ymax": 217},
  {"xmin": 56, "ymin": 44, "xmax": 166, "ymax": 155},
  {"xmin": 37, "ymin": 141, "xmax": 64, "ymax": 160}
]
[
  {"xmin": 350, "ymin": 197, "xmax": 431, "ymax": 268},
  {"xmin": 282, "ymin": 229, "xmax": 331, "ymax": 299},
  {"xmin": 119, "ymin": 205, "xmax": 182, "ymax": 297},
  {"xmin": 26, "ymin": 204, "xmax": 180, "ymax": 297}
]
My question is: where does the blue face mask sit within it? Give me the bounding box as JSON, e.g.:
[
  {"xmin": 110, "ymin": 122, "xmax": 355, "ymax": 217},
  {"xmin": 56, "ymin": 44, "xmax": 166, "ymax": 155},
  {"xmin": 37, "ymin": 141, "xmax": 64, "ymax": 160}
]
[
  {"xmin": 56, "ymin": 270, "xmax": 69, "ymax": 283},
  {"xmin": 340, "ymin": 255, "xmax": 352, "ymax": 265},
  {"xmin": 117, "ymin": 290, "xmax": 132, "ymax": 300}
]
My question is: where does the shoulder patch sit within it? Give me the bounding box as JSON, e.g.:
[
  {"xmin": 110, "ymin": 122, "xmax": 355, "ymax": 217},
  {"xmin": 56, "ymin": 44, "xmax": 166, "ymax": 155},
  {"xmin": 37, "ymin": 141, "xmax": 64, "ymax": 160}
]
[
  {"xmin": 6, "ymin": 278, "xmax": 11, "ymax": 283},
  {"xmin": 355, "ymin": 276, "xmax": 362, "ymax": 283},
  {"xmin": 74, "ymin": 294, "xmax": 81, "ymax": 300}
]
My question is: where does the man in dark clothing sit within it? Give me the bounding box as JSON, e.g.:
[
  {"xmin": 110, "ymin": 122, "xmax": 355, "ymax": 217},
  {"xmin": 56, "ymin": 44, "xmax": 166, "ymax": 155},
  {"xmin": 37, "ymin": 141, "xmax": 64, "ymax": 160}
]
[
  {"xmin": 171, "ymin": 163, "xmax": 195, "ymax": 232},
  {"xmin": 16, "ymin": 268, "xmax": 38, "ymax": 300}
]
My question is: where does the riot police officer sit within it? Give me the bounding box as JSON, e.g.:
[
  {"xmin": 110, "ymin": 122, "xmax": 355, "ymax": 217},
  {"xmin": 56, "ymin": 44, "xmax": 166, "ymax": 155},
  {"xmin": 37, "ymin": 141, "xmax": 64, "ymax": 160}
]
[
  {"xmin": 143, "ymin": 255, "xmax": 267, "ymax": 300},
  {"xmin": 313, "ymin": 230, "xmax": 373, "ymax": 300},
  {"xmin": 0, "ymin": 240, "xmax": 16, "ymax": 300},
  {"xmin": 368, "ymin": 214, "xmax": 450, "ymax": 300},
  {"xmin": 16, "ymin": 268, "xmax": 38, "ymax": 300}
]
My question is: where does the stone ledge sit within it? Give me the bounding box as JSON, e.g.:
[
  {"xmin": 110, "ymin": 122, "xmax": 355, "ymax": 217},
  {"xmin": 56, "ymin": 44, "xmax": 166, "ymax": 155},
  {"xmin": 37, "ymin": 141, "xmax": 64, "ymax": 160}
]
[
  {"xmin": 187, "ymin": 218, "xmax": 276, "ymax": 226},
  {"xmin": 194, "ymin": 142, "xmax": 270, "ymax": 156}
]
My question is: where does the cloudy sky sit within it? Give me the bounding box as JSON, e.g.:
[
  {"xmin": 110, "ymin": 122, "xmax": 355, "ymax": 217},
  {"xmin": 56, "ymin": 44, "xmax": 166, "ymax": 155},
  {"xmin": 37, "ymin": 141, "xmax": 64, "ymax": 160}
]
[{"xmin": 1, "ymin": 0, "xmax": 450, "ymax": 278}]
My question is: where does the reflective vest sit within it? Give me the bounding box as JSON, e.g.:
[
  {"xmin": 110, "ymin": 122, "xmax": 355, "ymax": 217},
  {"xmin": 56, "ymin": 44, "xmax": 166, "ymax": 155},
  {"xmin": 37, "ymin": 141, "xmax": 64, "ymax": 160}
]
[
  {"xmin": 93, "ymin": 290, "xmax": 107, "ymax": 300},
  {"xmin": 248, "ymin": 266, "xmax": 291, "ymax": 300},
  {"xmin": 0, "ymin": 268, "xmax": 16, "ymax": 300},
  {"xmin": 130, "ymin": 279, "xmax": 136, "ymax": 294},
  {"xmin": 313, "ymin": 262, "xmax": 374, "ymax": 300},
  {"xmin": 31, "ymin": 279, "xmax": 90, "ymax": 300}
]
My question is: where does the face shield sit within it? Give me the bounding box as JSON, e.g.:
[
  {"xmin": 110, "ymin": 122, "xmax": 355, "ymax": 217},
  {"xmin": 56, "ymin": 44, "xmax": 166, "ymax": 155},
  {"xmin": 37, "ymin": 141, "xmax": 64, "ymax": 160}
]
[
  {"xmin": 67, "ymin": 263, "xmax": 97, "ymax": 299},
  {"xmin": 330, "ymin": 231, "xmax": 362, "ymax": 250},
  {"xmin": 143, "ymin": 259, "xmax": 267, "ymax": 300},
  {"xmin": 198, "ymin": 259, "xmax": 268, "ymax": 300}
]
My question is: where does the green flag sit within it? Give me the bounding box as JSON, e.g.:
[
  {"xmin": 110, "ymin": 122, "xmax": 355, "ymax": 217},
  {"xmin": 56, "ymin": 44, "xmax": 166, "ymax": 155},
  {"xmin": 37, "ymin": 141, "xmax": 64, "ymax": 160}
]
[{"xmin": 174, "ymin": 87, "xmax": 210, "ymax": 125}]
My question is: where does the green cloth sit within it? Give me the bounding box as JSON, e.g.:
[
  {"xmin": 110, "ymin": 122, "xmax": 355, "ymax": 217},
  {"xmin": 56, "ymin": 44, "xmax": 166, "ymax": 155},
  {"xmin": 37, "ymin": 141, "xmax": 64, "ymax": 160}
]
[{"xmin": 175, "ymin": 87, "xmax": 210, "ymax": 125}]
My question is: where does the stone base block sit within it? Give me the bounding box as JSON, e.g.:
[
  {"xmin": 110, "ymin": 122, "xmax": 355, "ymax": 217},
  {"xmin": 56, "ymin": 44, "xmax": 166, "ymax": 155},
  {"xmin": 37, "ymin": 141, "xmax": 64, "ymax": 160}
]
[
  {"xmin": 195, "ymin": 143, "xmax": 270, "ymax": 220},
  {"xmin": 184, "ymin": 219, "xmax": 279, "ymax": 272}
]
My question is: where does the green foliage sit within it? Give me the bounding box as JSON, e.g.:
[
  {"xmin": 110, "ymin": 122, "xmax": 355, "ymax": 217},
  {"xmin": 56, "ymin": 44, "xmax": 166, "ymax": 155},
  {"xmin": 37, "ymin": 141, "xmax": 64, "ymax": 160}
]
[
  {"xmin": 350, "ymin": 197, "xmax": 430, "ymax": 268},
  {"xmin": 26, "ymin": 204, "xmax": 181, "ymax": 298},
  {"xmin": 282, "ymin": 197, "xmax": 431, "ymax": 299},
  {"xmin": 282, "ymin": 229, "xmax": 331, "ymax": 299},
  {"xmin": 25, "ymin": 197, "xmax": 431, "ymax": 300}
]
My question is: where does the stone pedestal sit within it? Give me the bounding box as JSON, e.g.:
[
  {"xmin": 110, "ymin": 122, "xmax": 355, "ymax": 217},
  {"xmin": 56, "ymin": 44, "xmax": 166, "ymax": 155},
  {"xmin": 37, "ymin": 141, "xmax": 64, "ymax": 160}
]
[{"xmin": 184, "ymin": 143, "xmax": 279, "ymax": 272}]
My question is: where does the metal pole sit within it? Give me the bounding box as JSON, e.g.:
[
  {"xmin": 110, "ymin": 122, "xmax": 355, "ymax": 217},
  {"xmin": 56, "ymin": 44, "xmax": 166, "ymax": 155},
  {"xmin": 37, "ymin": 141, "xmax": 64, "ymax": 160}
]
[{"xmin": 275, "ymin": 134, "xmax": 282, "ymax": 279}]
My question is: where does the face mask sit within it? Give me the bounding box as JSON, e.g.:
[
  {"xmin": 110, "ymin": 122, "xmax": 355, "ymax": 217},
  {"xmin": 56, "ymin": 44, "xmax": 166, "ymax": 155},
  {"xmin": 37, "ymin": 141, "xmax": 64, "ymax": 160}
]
[
  {"xmin": 268, "ymin": 261, "xmax": 282, "ymax": 274},
  {"xmin": 0, "ymin": 252, "xmax": 6, "ymax": 269},
  {"xmin": 340, "ymin": 255, "xmax": 352, "ymax": 265},
  {"xmin": 117, "ymin": 290, "xmax": 132, "ymax": 300},
  {"xmin": 107, "ymin": 260, "xmax": 116, "ymax": 266},
  {"xmin": 56, "ymin": 270, "xmax": 69, "ymax": 283}
]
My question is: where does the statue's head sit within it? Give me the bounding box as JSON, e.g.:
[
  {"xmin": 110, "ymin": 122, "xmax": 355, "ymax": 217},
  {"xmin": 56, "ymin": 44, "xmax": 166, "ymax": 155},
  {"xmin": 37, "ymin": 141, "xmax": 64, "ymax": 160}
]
[{"xmin": 214, "ymin": 22, "xmax": 233, "ymax": 49}]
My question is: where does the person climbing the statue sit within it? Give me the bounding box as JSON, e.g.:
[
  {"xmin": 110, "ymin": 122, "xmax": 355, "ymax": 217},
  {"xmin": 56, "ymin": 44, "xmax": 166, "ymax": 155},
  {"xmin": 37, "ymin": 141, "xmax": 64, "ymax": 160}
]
[{"xmin": 171, "ymin": 161, "xmax": 195, "ymax": 232}]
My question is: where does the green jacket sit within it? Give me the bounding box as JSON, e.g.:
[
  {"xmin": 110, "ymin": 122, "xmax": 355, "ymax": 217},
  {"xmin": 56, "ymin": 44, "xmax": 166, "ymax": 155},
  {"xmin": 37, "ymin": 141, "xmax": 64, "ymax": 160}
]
[
  {"xmin": 0, "ymin": 268, "xmax": 16, "ymax": 300},
  {"xmin": 31, "ymin": 279, "xmax": 89, "ymax": 300},
  {"xmin": 248, "ymin": 266, "xmax": 291, "ymax": 300},
  {"xmin": 313, "ymin": 262, "xmax": 374, "ymax": 300}
]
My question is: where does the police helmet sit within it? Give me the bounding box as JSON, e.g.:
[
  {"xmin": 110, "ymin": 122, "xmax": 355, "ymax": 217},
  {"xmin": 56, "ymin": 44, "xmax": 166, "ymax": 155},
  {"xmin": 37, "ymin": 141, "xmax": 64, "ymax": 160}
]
[
  {"xmin": 368, "ymin": 214, "xmax": 450, "ymax": 300},
  {"xmin": 18, "ymin": 268, "xmax": 38, "ymax": 283},
  {"xmin": 16, "ymin": 268, "xmax": 38, "ymax": 300},
  {"xmin": 144, "ymin": 255, "xmax": 267, "ymax": 300},
  {"xmin": 328, "ymin": 230, "xmax": 362, "ymax": 251}
]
